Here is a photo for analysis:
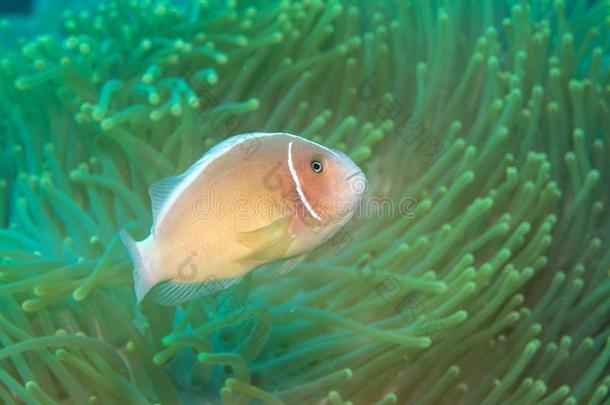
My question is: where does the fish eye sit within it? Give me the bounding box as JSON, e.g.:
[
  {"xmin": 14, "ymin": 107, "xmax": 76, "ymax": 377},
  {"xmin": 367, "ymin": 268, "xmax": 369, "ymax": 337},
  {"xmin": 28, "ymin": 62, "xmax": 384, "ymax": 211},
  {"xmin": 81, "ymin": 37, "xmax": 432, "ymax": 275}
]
[{"xmin": 311, "ymin": 160, "xmax": 323, "ymax": 173}]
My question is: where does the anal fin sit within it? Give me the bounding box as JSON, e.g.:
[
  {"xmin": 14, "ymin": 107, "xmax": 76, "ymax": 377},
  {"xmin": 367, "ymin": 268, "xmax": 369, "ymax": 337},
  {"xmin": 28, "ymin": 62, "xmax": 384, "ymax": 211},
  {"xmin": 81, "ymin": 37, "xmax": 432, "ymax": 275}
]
[{"xmin": 148, "ymin": 276, "xmax": 242, "ymax": 306}]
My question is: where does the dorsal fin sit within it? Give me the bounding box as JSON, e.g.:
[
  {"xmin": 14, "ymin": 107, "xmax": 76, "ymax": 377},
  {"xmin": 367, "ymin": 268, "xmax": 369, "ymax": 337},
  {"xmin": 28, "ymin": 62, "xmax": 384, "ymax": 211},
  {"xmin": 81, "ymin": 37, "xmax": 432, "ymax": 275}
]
[{"xmin": 149, "ymin": 174, "xmax": 185, "ymax": 226}]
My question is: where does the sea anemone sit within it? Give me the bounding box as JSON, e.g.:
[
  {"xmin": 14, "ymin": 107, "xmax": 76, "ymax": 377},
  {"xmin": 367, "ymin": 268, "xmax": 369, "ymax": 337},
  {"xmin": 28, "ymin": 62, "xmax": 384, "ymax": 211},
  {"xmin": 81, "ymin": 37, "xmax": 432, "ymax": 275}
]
[{"xmin": 0, "ymin": 0, "xmax": 609, "ymax": 404}]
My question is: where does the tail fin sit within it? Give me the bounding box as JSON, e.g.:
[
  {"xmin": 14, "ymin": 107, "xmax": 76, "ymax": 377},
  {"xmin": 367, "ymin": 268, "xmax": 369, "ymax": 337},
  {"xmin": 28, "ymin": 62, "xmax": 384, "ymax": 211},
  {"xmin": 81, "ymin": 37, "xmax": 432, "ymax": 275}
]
[{"xmin": 120, "ymin": 230, "xmax": 154, "ymax": 304}]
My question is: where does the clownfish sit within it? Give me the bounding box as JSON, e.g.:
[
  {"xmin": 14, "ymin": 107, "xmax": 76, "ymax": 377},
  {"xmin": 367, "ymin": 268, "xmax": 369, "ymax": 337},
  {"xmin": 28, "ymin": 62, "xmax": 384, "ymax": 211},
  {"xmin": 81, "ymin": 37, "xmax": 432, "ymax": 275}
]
[{"xmin": 121, "ymin": 132, "xmax": 367, "ymax": 305}]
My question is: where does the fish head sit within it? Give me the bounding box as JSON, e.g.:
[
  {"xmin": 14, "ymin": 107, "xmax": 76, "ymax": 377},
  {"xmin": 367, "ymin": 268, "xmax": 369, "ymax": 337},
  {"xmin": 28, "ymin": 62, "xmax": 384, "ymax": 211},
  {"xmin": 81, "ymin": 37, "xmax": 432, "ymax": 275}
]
[{"xmin": 289, "ymin": 139, "xmax": 367, "ymax": 224}]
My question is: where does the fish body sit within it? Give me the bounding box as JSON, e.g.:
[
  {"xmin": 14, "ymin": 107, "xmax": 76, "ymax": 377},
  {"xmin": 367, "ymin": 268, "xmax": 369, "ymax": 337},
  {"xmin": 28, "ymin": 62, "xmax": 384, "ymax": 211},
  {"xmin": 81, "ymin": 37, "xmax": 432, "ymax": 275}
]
[{"xmin": 121, "ymin": 132, "xmax": 367, "ymax": 305}]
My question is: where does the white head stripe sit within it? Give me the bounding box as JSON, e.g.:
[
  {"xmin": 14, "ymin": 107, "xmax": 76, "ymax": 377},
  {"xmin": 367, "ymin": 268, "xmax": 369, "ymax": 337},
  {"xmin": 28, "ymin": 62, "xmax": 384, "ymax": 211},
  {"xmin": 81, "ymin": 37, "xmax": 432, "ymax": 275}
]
[
  {"xmin": 289, "ymin": 134, "xmax": 341, "ymax": 159},
  {"xmin": 287, "ymin": 141, "xmax": 322, "ymax": 222}
]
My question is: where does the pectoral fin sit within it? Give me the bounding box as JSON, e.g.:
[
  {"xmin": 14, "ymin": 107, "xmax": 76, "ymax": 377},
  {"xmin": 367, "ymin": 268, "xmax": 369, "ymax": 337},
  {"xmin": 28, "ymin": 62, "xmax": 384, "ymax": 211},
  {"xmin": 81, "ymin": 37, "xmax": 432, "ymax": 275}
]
[{"xmin": 236, "ymin": 216, "xmax": 295, "ymax": 262}]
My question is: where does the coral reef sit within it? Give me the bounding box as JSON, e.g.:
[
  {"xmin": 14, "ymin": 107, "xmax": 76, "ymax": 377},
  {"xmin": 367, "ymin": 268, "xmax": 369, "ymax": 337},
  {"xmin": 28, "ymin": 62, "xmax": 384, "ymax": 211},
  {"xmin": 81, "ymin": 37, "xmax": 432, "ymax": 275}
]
[{"xmin": 0, "ymin": 0, "xmax": 609, "ymax": 404}]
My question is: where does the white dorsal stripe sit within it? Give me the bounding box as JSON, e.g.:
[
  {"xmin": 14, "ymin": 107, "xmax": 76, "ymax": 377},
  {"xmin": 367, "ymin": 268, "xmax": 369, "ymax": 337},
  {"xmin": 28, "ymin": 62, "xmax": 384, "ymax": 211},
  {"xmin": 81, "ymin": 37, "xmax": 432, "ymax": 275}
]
[
  {"xmin": 155, "ymin": 135, "xmax": 246, "ymax": 229},
  {"xmin": 155, "ymin": 132, "xmax": 330, "ymax": 227},
  {"xmin": 287, "ymin": 141, "xmax": 323, "ymax": 221}
]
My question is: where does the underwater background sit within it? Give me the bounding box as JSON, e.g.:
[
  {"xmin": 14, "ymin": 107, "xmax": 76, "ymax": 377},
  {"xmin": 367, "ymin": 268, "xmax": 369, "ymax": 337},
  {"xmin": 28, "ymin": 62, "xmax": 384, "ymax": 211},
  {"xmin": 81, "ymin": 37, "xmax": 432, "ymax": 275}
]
[{"xmin": 0, "ymin": 0, "xmax": 609, "ymax": 404}]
